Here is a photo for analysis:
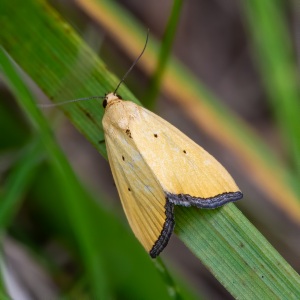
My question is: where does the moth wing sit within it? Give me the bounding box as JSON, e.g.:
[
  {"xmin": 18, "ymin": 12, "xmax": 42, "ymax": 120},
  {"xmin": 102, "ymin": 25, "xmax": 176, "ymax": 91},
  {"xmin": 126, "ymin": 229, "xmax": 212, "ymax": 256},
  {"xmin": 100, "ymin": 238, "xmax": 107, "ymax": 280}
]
[
  {"xmin": 130, "ymin": 106, "xmax": 243, "ymax": 208},
  {"xmin": 105, "ymin": 131, "xmax": 174, "ymax": 257}
]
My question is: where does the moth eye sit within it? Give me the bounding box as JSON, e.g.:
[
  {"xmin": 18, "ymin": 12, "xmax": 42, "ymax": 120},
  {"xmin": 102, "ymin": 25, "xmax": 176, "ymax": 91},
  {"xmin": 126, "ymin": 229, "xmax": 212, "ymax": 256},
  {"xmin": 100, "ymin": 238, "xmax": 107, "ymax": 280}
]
[
  {"xmin": 116, "ymin": 94, "xmax": 123, "ymax": 100},
  {"xmin": 103, "ymin": 99, "xmax": 108, "ymax": 108}
]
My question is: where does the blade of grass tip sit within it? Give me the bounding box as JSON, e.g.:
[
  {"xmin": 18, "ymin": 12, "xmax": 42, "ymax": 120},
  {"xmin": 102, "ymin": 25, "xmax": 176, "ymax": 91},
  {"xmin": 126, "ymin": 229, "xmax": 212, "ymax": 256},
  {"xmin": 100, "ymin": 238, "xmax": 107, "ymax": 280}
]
[
  {"xmin": 242, "ymin": 0, "xmax": 300, "ymax": 179},
  {"xmin": 153, "ymin": 258, "xmax": 183, "ymax": 300},
  {"xmin": 0, "ymin": 47, "xmax": 110, "ymax": 300},
  {"xmin": 0, "ymin": 138, "xmax": 43, "ymax": 229},
  {"xmin": 143, "ymin": 0, "xmax": 183, "ymax": 109}
]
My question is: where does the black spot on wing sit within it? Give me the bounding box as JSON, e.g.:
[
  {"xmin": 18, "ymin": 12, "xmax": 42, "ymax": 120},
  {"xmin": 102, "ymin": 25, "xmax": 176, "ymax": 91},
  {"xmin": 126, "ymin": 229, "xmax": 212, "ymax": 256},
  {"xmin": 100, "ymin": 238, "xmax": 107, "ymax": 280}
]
[
  {"xmin": 126, "ymin": 129, "xmax": 132, "ymax": 138},
  {"xmin": 166, "ymin": 191, "xmax": 243, "ymax": 208}
]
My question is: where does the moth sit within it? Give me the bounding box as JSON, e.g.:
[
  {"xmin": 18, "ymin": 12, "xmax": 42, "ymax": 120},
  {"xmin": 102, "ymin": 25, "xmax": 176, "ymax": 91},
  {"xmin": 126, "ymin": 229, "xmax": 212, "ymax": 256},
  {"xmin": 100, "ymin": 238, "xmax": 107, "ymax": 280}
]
[
  {"xmin": 102, "ymin": 92, "xmax": 242, "ymax": 258},
  {"xmin": 42, "ymin": 31, "xmax": 243, "ymax": 258}
]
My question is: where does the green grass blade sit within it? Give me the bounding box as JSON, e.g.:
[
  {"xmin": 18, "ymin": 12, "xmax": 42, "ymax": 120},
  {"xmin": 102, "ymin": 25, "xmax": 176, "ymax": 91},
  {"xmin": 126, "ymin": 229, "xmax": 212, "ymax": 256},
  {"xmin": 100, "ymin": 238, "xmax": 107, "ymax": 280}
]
[
  {"xmin": 241, "ymin": 0, "xmax": 300, "ymax": 178},
  {"xmin": 154, "ymin": 258, "xmax": 184, "ymax": 300},
  {"xmin": 0, "ymin": 258, "xmax": 9, "ymax": 299},
  {"xmin": 176, "ymin": 204, "xmax": 300, "ymax": 298},
  {"xmin": 0, "ymin": 289, "xmax": 10, "ymax": 300},
  {"xmin": 143, "ymin": 0, "xmax": 183, "ymax": 108},
  {"xmin": 0, "ymin": 139, "xmax": 42, "ymax": 229}
]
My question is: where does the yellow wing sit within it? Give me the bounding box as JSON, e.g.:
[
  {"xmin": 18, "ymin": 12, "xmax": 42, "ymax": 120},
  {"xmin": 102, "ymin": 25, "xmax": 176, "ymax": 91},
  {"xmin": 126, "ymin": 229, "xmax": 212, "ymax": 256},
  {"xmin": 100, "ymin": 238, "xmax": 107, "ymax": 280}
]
[
  {"xmin": 124, "ymin": 102, "xmax": 243, "ymax": 208},
  {"xmin": 105, "ymin": 129, "xmax": 174, "ymax": 258},
  {"xmin": 103, "ymin": 95, "xmax": 242, "ymax": 257}
]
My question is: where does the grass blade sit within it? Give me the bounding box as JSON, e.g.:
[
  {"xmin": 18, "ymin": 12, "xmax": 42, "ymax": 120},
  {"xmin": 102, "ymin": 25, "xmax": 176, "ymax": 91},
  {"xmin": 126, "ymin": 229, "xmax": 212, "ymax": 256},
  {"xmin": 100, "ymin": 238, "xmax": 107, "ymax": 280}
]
[
  {"xmin": 176, "ymin": 205, "xmax": 300, "ymax": 298},
  {"xmin": 241, "ymin": 0, "xmax": 300, "ymax": 178},
  {"xmin": 144, "ymin": 0, "xmax": 183, "ymax": 108},
  {"xmin": 0, "ymin": 139, "xmax": 42, "ymax": 229}
]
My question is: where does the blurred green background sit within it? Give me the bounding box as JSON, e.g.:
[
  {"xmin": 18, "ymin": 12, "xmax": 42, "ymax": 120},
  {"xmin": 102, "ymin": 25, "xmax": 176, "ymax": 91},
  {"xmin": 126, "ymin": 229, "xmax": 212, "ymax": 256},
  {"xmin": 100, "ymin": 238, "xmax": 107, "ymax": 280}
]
[{"xmin": 0, "ymin": 0, "xmax": 300, "ymax": 299}]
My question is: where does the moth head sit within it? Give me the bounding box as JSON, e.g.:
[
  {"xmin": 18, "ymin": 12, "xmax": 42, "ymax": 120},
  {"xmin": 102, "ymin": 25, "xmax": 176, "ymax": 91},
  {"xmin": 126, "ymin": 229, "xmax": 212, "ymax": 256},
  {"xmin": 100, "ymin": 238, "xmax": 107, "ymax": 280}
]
[{"xmin": 103, "ymin": 93, "xmax": 122, "ymax": 109}]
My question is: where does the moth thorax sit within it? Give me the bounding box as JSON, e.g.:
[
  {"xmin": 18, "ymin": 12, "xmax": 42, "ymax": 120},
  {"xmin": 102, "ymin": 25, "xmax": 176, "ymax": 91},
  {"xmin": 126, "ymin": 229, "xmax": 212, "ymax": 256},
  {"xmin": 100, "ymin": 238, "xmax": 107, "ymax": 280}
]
[{"xmin": 106, "ymin": 93, "xmax": 119, "ymax": 102}]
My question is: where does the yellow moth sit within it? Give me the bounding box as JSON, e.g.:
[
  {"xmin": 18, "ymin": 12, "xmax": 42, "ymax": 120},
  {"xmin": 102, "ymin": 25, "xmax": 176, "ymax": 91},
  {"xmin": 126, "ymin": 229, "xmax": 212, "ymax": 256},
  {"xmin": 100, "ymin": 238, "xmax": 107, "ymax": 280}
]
[
  {"xmin": 42, "ymin": 32, "xmax": 243, "ymax": 258},
  {"xmin": 98, "ymin": 32, "xmax": 242, "ymax": 258},
  {"xmin": 102, "ymin": 92, "xmax": 242, "ymax": 258}
]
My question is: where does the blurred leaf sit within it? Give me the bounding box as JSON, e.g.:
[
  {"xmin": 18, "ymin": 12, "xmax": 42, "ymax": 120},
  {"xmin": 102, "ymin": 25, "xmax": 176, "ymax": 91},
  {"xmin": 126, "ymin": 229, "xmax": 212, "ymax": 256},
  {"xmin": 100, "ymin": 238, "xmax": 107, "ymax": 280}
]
[
  {"xmin": 0, "ymin": 289, "xmax": 10, "ymax": 300},
  {"xmin": 144, "ymin": 0, "xmax": 183, "ymax": 108},
  {"xmin": 242, "ymin": 0, "xmax": 300, "ymax": 179},
  {"xmin": 0, "ymin": 98, "xmax": 29, "ymax": 149},
  {"xmin": 0, "ymin": 139, "xmax": 42, "ymax": 229}
]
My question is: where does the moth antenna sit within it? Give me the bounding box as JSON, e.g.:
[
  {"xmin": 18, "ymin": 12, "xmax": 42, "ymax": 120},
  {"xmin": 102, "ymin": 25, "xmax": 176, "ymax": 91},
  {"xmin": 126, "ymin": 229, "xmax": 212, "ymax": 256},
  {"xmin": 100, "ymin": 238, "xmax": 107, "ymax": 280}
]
[
  {"xmin": 113, "ymin": 28, "xmax": 149, "ymax": 95},
  {"xmin": 38, "ymin": 95, "xmax": 104, "ymax": 108}
]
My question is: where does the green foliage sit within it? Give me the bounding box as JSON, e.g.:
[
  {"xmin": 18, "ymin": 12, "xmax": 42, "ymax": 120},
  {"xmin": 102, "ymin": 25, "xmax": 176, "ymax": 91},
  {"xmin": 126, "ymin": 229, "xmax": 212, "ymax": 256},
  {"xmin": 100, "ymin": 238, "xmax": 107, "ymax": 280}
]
[{"xmin": 242, "ymin": 1, "xmax": 300, "ymax": 178}]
